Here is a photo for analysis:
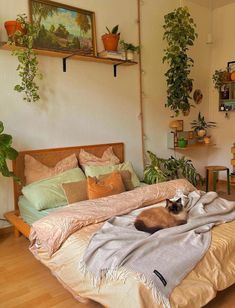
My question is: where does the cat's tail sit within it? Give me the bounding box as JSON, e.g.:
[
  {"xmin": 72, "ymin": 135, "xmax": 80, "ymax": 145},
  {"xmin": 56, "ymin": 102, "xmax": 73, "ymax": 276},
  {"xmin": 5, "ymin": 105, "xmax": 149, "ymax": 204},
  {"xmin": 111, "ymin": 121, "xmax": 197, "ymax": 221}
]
[{"xmin": 134, "ymin": 220, "xmax": 162, "ymax": 234}]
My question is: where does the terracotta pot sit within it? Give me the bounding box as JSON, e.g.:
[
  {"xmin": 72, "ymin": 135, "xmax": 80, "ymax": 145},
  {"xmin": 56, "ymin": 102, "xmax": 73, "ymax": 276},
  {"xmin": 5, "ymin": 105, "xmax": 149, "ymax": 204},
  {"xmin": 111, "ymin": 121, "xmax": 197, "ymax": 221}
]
[
  {"xmin": 102, "ymin": 34, "xmax": 120, "ymax": 51},
  {"xmin": 4, "ymin": 21, "xmax": 25, "ymax": 37},
  {"xmin": 197, "ymin": 129, "xmax": 206, "ymax": 137}
]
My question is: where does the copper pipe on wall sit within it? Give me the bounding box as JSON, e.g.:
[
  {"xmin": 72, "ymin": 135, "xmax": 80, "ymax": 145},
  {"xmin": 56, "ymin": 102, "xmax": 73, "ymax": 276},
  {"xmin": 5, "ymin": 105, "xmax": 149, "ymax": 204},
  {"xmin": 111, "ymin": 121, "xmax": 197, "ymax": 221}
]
[{"xmin": 137, "ymin": 0, "xmax": 145, "ymax": 168}]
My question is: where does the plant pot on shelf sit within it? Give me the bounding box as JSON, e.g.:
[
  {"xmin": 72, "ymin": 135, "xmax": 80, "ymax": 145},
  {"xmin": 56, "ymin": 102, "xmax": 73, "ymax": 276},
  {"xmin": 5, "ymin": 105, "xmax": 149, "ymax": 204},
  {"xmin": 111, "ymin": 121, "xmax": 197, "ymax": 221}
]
[
  {"xmin": 102, "ymin": 34, "xmax": 120, "ymax": 51},
  {"xmin": 178, "ymin": 139, "xmax": 187, "ymax": 148},
  {"xmin": 197, "ymin": 129, "xmax": 206, "ymax": 138},
  {"xmin": 4, "ymin": 21, "xmax": 25, "ymax": 38},
  {"xmin": 126, "ymin": 50, "xmax": 134, "ymax": 61}
]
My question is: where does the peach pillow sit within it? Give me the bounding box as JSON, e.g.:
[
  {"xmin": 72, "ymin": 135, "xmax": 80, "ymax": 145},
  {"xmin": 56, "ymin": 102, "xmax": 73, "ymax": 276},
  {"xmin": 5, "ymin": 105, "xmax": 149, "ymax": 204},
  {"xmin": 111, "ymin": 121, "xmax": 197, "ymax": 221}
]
[
  {"xmin": 87, "ymin": 172, "xmax": 125, "ymax": 200},
  {"xmin": 79, "ymin": 147, "xmax": 120, "ymax": 167},
  {"xmin": 25, "ymin": 154, "xmax": 78, "ymax": 185},
  {"xmin": 62, "ymin": 180, "xmax": 88, "ymax": 204}
]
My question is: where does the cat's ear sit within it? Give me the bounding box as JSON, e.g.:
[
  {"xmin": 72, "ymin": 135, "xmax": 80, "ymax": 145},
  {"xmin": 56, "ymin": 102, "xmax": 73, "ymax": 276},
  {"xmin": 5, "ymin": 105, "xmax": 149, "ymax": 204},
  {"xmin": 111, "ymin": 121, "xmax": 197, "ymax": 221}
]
[{"xmin": 176, "ymin": 198, "xmax": 182, "ymax": 203}]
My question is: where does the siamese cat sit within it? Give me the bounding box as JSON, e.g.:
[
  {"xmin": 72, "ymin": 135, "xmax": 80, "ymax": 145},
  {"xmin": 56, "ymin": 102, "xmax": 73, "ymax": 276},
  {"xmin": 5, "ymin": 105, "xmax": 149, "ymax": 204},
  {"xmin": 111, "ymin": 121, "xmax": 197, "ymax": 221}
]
[{"xmin": 134, "ymin": 198, "xmax": 187, "ymax": 234}]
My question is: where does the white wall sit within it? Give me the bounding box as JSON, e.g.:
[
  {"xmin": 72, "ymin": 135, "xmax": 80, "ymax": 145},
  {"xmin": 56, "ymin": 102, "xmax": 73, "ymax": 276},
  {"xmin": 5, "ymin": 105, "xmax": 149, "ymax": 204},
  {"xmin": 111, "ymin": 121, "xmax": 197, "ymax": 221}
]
[
  {"xmin": 208, "ymin": 2, "xmax": 235, "ymax": 175},
  {"xmin": 0, "ymin": 0, "xmax": 142, "ymax": 226}
]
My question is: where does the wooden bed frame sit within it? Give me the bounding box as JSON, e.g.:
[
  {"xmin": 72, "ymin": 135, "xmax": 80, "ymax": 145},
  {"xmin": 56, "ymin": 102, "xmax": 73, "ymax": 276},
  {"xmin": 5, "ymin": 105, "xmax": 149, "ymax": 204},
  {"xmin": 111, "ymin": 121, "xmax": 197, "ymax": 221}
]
[{"xmin": 4, "ymin": 142, "xmax": 124, "ymax": 239}]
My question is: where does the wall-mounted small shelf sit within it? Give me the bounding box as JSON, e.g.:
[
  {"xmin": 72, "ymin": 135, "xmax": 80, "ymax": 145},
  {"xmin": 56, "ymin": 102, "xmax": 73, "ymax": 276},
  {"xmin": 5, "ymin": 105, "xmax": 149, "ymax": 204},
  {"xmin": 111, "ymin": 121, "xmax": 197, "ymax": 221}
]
[
  {"xmin": 170, "ymin": 143, "xmax": 216, "ymax": 151},
  {"xmin": 0, "ymin": 42, "xmax": 137, "ymax": 77}
]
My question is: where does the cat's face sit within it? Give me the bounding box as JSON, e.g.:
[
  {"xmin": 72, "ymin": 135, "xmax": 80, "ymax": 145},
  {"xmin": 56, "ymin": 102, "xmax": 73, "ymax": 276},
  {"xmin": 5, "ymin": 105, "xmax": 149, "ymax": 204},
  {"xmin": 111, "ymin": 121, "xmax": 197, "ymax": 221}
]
[{"xmin": 166, "ymin": 198, "xmax": 183, "ymax": 214}]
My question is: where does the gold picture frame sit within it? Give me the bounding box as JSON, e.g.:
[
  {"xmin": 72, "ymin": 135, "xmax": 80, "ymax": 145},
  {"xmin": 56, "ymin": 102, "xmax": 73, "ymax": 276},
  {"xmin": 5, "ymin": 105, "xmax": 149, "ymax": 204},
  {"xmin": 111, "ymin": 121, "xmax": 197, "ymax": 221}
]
[{"xmin": 29, "ymin": 0, "xmax": 97, "ymax": 56}]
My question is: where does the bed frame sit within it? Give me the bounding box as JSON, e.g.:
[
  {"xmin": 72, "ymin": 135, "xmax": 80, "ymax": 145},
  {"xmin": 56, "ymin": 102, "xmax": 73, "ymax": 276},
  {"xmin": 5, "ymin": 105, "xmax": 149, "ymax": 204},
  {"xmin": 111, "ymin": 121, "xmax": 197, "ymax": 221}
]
[{"xmin": 4, "ymin": 142, "xmax": 124, "ymax": 238}]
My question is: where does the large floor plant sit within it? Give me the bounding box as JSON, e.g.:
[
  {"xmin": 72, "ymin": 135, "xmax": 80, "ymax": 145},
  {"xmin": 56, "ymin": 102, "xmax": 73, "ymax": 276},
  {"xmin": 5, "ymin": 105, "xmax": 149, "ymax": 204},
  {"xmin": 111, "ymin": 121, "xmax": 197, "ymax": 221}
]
[
  {"xmin": 144, "ymin": 151, "xmax": 203, "ymax": 187},
  {"xmin": 163, "ymin": 7, "xmax": 198, "ymax": 116},
  {"xmin": 0, "ymin": 121, "xmax": 18, "ymax": 181}
]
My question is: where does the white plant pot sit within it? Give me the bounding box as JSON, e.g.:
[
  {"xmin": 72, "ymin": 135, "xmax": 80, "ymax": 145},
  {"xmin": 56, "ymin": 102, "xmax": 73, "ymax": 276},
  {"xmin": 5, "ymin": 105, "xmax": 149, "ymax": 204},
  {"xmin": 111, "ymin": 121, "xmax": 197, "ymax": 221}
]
[
  {"xmin": 197, "ymin": 129, "xmax": 206, "ymax": 137},
  {"xmin": 126, "ymin": 50, "xmax": 134, "ymax": 61}
]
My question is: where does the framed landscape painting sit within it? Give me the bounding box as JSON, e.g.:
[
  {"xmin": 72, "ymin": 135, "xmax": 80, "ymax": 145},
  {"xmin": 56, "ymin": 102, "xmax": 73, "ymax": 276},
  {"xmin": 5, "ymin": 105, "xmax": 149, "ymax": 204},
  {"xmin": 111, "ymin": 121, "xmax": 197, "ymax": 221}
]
[{"xmin": 29, "ymin": 0, "xmax": 97, "ymax": 56}]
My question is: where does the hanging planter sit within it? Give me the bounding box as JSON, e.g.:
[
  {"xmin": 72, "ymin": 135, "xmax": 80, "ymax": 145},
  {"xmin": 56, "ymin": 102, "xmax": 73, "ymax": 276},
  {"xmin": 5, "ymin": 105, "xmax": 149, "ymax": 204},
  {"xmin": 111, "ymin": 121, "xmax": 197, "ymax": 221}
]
[
  {"xmin": 4, "ymin": 20, "xmax": 25, "ymax": 38},
  {"xmin": 163, "ymin": 7, "xmax": 198, "ymax": 116}
]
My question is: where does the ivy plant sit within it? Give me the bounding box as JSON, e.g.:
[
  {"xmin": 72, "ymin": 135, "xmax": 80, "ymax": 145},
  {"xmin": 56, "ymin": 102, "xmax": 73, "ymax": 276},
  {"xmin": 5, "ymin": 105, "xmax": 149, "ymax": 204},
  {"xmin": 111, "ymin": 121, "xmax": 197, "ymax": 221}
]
[
  {"xmin": 144, "ymin": 151, "xmax": 203, "ymax": 187},
  {"xmin": 9, "ymin": 14, "xmax": 42, "ymax": 103},
  {"xmin": 163, "ymin": 7, "xmax": 198, "ymax": 116},
  {"xmin": 0, "ymin": 121, "xmax": 18, "ymax": 181}
]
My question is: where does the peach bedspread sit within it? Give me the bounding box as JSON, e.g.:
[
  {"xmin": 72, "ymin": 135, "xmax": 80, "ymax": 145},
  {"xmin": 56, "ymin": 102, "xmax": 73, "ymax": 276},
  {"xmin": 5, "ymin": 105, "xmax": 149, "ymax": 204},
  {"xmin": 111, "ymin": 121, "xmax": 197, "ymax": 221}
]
[{"xmin": 29, "ymin": 179, "xmax": 235, "ymax": 307}]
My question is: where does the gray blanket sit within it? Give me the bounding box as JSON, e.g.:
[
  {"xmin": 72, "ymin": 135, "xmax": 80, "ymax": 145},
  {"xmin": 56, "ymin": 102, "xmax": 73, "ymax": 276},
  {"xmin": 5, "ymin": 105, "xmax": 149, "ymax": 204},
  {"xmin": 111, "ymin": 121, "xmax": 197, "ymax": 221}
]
[{"xmin": 81, "ymin": 191, "xmax": 235, "ymax": 307}]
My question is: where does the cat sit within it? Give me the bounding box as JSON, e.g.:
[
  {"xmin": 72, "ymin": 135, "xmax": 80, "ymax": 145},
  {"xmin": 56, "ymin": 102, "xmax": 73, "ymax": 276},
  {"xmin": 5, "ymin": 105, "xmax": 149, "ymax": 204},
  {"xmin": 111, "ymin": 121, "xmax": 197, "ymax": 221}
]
[{"xmin": 134, "ymin": 198, "xmax": 188, "ymax": 234}]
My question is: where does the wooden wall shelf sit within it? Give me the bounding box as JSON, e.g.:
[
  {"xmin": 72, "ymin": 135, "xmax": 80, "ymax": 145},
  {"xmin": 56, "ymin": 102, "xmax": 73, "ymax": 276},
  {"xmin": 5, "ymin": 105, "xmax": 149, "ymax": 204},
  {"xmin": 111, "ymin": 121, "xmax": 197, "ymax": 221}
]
[
  {"xmin": 0, "ymin": 42, "xmax": 137, "ymax": 77},
  {"xmin": 170, "ymin": 143, "xmax": 216, "ymax": 151}
]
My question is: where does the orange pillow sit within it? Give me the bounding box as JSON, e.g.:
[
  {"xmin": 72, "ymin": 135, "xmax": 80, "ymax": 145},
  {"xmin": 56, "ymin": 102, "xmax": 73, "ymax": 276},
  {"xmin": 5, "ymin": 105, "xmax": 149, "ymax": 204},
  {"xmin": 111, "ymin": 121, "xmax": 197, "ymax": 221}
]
[
  {"xmin": 99, "ymin": 170, "xmax": 134, "ymax": 191},
  {"xmin": 87, "ymin": 172, "xmax": 125, "ymax": 200}
]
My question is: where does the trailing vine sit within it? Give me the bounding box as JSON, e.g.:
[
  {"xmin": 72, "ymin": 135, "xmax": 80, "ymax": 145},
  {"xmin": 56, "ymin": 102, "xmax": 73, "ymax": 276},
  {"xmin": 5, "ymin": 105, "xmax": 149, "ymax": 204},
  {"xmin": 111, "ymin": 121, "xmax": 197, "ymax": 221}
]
[
  {"xmin": 163, "ymin": 7, "xmax": 198, "ymax": 116},
  {"xmin": 9, "ymin": 14, "xmax": 42, "ymax": 103}
]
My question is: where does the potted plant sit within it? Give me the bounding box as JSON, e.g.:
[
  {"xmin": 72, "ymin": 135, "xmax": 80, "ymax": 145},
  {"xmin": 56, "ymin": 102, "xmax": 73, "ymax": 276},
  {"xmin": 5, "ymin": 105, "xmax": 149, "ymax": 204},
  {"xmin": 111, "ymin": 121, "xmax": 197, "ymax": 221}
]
[
  {"xmin": 163, "ymin": 7, "xmax": 198, "ymax": 116},
  {"xmin": 7, "ymin": 14, "xmax": 42, "ymax": 103},
  {"xmin": 178, "ymin": 137, "xmax": 187, "ymax": 148},
  {"xmin": 120, "ymin": 40, "xmax": 139, "ymax": 61},
  {"xmin": 102, "ymin": 25, "xmax": 120, "ymax": 51},
  {"xmin": 191, "ymin": 112, "xmax": 216, "ymax": 137},
  {"xmin": 0, "ymin": 121, "xmax": 18, "ymax": 180},
  {"xmin": 4, "ymin": 20, "xmax": 25, "ymax": 38},
  {"xmin": 212, "ymin": 69, "xmax": 230, "ymax": 90},
  {"xmin": 144, "ymin": 151, "xmax": 203, "ymax": 186}
]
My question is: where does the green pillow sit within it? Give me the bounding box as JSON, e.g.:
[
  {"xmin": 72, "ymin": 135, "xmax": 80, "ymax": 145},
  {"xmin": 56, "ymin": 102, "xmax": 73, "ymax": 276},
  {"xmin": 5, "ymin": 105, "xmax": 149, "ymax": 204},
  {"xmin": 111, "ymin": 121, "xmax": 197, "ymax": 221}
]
[
  {"xmin": 22, "ymin": 168, "xmax": 86, "ymax": 211},
  {"xmin": 84, "ymin": 161, "xmax": 140, "ymax": 188}
]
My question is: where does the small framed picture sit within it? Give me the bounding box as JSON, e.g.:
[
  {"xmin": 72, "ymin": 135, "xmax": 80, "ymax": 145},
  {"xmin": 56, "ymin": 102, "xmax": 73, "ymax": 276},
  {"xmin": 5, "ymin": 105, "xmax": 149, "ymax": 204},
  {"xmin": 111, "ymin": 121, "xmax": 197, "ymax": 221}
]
[
  {"xmin": 188, "ymin": 131, "xmax": 194, "ymax": 139},
  {"xmin": 176, "ymin": 120, "xmax": 183, "ymax": 132}
]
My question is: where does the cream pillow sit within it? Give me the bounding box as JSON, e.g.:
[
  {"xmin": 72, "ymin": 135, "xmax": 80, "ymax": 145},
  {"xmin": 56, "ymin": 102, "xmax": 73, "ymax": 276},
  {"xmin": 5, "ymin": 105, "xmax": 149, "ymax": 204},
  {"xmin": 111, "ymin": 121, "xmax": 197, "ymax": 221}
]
[
  {"xmin": 25, "ymin": 153, "xmax": 78, "ymax": 185},
  {"xmin": 79, "ymin": 146, "xmax": 120, "ymax": 167}
]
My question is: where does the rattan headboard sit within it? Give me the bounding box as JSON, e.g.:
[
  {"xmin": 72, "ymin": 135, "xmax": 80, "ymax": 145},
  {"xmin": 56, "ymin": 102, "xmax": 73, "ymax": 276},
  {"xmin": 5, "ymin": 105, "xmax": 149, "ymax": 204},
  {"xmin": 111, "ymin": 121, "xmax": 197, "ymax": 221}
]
[{"xmin": 12, "ymin": 142, "xmax": 124, "ymax": 211}]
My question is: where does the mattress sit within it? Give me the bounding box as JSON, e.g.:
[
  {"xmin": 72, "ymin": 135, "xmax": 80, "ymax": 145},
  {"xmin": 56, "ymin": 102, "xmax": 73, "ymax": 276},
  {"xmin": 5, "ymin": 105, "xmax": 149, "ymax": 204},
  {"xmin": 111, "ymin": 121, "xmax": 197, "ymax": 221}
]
[{"xmin": 18, "ymin": 196, "xmax": 64, "ymax": 225}]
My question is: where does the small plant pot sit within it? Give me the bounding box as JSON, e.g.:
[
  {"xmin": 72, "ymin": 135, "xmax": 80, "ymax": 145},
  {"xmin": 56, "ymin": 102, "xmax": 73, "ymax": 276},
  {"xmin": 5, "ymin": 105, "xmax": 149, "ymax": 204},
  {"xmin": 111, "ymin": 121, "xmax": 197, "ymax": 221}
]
[
  {"xmin": 126, "ymin": 50, "xmax": 134, "ymax": 61},
  {"xmin": 102, "ymin": 34, "xmax": 120, "ymax": 51},
  {"xmin": 178, "ymin": 139, "xmax": 187, "ymax": 148},
  {"xmin": 197, "ymin": 129, "xmax": 206, "ymax": 137},
  {"xmin": 4, "ymin": 21, "xmax": 25, "ymax": 37},
  {"xmin": 204, "ymin": 136, "xmax": 211, "ymax": 144}
]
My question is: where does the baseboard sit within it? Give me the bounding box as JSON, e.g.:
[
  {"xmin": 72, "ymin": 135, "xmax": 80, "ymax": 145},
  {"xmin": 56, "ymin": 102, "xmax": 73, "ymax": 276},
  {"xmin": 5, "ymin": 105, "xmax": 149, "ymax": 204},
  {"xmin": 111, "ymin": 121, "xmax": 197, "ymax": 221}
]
[{"xmin": 0, "ymin": 226, "xmax": 13, "ymax": 235}]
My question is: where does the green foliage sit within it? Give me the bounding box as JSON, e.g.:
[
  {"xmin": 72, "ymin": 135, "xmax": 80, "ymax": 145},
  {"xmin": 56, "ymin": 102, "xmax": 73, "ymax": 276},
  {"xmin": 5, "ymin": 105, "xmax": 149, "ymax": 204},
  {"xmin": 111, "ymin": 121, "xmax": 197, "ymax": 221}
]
[
  {"xmin": 144, "ymin": 151, "xmax": 203, "ymax": 187},
  {"xmin": 191, "ymin": 112, "xmax": 216, "ymax": 131},
  {"xmin": 163, "ymin": 7, "xmax": 198, "ymax": 116},
  {"xmin": 212, "ymin": 69, "xmax": 228, "ymax": 90},
  {"xmin": 0, "ymin": 121, "xmax": 19, "ymax": 181},
  {"xmin": 8, "ymin": 14, "xmax": 42, "ymax": 103},
  {"xmin": 105, "ymin": 25, "xmax": 120, "ymax": 35},
  {"xmin": 120, "ymin": 40, "xmax": 140, "ymax": 52}
]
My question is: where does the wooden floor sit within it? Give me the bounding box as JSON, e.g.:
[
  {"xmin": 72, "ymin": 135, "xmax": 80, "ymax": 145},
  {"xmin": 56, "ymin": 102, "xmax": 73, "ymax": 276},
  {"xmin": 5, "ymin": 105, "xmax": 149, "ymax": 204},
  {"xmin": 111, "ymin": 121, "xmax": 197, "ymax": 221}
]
[{"xmin": 0, "ymin": 182, "xmax": 235, "ymax": 308}]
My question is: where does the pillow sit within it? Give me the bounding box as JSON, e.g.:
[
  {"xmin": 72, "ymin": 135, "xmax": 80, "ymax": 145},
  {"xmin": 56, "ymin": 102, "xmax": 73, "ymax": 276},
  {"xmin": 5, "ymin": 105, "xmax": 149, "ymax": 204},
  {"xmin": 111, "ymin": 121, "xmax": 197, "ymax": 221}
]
[
  {"xmin": 79, "ymin": 146, "xmax": 120, "ymax": 167},
  {"xmin": 25, "ymin": 153, "xmax": 78, "ymax": 185},
  {"xmin": 99, "ymin": 170, "xmax": 134, "ymax": 191},
  {"xmin": 85, "ymin": 161, "xmax": 140, "ymax": 188},
  {"xmin": 22, "ymin": 168, "xmax": 86, "ymax": 211},
  {"xmin": 87, "ymin": 172, "xmax": 125, "ymax": 200},
  {"xmin": 62, "ymin": 180, "xmax": 88, "ymax": 204}
]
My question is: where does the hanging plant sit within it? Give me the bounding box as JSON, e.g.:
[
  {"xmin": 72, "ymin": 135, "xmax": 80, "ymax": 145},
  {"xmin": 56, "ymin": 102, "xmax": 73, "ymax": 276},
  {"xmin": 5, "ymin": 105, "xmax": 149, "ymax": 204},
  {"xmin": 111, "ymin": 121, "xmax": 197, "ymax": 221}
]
[
  {"xmin": 163, "ymin": 7, "xmax": 198, "ymax": 116},
  {"xmin": 8, "ymin": 14, "xmax": 42, "ymax": 103}
]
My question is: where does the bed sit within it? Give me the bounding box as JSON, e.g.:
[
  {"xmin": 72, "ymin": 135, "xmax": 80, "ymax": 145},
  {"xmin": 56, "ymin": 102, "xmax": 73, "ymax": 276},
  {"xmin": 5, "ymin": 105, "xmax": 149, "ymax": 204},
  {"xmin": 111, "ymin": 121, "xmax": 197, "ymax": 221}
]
[{"xmin": 5, "ymin": 143, "xmax": 235, "ymax": 308}]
